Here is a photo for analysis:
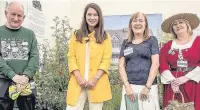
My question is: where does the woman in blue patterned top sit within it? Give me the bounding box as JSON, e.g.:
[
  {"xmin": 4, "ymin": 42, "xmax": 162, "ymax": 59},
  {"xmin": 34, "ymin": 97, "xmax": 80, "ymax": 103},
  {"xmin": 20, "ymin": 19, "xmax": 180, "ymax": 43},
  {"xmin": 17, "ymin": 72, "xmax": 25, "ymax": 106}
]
[{"xmin": 118, "ymin": 12, "xmax": 160, "ymax": 110}]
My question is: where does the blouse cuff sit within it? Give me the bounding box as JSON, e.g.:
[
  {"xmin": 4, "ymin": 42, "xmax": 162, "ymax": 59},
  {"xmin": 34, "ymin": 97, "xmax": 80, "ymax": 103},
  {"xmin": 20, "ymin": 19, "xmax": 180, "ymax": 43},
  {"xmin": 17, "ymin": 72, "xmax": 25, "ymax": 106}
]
[
  {"xmin": 185, "ymin": 66, "xmax": 200, "ymax": 83},
  {"xmin": 161, "ymin": 70, "xmax": 175, "ymax": 84}
]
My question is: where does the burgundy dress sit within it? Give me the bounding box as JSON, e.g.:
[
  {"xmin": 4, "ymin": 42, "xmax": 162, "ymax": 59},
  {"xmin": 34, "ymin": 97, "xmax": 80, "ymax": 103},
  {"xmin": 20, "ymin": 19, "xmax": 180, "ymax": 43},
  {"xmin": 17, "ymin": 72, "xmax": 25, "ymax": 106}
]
[{"xmin": 159, "ymin": 36, "xmax": 200, "ymax": 110}]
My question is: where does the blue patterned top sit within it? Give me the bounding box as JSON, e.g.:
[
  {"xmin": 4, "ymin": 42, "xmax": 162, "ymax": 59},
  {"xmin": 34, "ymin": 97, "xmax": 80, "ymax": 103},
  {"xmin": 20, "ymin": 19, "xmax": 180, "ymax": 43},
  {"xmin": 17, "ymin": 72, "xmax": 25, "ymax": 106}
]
[{"xmin": 119, "ymin": 36, "xmax": 159, "ymax": 85}]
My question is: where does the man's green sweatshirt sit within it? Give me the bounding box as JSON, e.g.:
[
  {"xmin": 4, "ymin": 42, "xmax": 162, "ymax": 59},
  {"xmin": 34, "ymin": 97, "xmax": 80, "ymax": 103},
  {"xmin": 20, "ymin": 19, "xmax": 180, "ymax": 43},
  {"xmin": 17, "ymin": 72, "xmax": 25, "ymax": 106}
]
[{"xmin": 0, "ymin": 25, "xmax": 39, "ymax": 79}]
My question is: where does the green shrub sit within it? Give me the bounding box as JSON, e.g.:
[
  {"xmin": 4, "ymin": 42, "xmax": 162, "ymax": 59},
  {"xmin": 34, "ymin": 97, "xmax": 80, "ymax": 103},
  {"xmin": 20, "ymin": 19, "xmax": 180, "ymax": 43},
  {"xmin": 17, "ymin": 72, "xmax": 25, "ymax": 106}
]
[{"xmin": 35, "ymin": 16, "xmax": 71, "ymax": 110}]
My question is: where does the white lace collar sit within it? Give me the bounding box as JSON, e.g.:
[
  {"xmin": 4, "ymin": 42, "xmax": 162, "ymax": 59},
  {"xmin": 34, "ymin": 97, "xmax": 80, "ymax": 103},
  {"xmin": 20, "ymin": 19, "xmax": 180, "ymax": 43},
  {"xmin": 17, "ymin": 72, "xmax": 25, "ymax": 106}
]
[{"xmin": 171, "ymin": 35, "xmax": 196, "ymax": 50}]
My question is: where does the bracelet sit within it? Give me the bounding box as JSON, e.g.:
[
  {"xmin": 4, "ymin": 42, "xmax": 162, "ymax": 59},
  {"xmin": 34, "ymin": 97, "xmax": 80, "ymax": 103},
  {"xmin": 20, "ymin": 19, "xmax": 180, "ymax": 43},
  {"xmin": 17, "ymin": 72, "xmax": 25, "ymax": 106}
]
[
  {"xmin": 94, "ymin": 76, "xmax": 100, "ymax": 80},
  {"xmin": 145, "ymin": 85, "xmax": 151, "ymax": 90}
]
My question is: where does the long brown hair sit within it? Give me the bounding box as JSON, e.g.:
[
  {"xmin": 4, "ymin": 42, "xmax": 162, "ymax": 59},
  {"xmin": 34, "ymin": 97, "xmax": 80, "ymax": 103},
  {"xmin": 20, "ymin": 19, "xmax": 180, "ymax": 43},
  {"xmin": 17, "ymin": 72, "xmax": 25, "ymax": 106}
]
[
  {"xmin": 75, "ymin": 3, "xmax": 107, "ymax": 44},
  {"xmin": 127, "ymin": 12, "xmax": 150, "ymax": 42}
]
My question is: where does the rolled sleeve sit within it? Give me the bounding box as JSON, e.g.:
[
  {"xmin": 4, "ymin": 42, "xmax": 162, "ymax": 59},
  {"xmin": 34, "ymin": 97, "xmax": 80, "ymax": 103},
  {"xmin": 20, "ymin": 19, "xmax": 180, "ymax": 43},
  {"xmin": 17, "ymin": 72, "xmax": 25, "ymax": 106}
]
[
  {"xmin": 98, "ymin": 34, "xmax": 112, "ymax": 74},
  {"xmin": 23, "ymin": 31, "xmax": 39, "ymax": 79},
  {"xmin": 185, "ymin": 66, "xmax": 200, "ymax": 83},
  {"xmin": 161, "ymin": 70, "xmax": 175, "ymax": 84},
  {"xmin": 67, "ymin": 33, "xmax": 79, "ymax": 74}
]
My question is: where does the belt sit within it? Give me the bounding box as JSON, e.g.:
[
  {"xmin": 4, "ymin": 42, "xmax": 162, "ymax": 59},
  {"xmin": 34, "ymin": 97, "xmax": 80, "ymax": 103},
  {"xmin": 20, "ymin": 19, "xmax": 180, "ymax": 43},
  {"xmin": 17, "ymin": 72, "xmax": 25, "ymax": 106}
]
[{"xmin": 170, "ymin": 66, "xmax": 196, "ymax": 72}]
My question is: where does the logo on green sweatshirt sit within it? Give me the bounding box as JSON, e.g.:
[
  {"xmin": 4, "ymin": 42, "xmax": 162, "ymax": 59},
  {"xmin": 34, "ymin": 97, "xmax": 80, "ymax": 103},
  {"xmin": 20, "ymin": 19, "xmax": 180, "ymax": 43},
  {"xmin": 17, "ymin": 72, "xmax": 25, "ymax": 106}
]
[{"xmin": 1, "ymin": 39, "xmax": 29, "ymax": 60}]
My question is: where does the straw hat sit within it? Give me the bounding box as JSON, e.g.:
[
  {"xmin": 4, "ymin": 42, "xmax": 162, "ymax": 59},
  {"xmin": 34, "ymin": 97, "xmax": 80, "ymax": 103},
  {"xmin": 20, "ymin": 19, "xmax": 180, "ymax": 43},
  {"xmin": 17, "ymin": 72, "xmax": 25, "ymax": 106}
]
[{"xmin": 161, "ymin": 13, "xmax": 200, "ymax": 33}]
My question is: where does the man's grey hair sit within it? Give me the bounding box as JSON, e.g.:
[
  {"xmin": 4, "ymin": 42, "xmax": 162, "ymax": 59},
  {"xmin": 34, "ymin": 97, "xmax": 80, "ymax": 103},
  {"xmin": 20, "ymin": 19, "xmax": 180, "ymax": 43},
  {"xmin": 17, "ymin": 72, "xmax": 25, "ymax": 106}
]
[{"xmin": 5, "ymin": 1, "xmax": 24, "ymax": 12}]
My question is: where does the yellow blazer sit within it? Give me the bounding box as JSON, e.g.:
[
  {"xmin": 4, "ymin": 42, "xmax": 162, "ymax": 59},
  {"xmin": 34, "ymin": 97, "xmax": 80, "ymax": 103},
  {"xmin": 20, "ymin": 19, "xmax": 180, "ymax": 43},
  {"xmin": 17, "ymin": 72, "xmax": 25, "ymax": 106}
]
[{"xmin": 66, "ymin": 31, "xmax": 112, "ymax": 105}]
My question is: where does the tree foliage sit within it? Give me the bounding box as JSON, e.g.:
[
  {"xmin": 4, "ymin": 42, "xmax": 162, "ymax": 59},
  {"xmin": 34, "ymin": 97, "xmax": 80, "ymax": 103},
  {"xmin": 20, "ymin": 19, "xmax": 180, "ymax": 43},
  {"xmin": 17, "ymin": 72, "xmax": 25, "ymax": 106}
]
[{"xmin": 35, "ymin": 16, "xmax": 72, "ymax": 110}]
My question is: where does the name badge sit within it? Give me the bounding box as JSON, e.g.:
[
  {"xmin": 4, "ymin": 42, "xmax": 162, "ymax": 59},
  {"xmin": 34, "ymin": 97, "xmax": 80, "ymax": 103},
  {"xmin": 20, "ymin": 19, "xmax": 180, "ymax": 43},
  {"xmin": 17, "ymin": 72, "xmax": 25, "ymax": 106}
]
[
  {"xmin": 177, "ymin": 60, "xmax": 188, "ymax": 68},
  {"xmin": 124, "ymin": 48, "xmax": 133, "ymax": 56}
]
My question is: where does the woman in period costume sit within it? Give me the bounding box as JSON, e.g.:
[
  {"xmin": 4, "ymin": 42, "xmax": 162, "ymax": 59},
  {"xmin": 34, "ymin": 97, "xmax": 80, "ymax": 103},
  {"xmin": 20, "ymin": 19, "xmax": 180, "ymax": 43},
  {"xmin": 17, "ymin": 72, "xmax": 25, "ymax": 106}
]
[{"xmin": 160, "ymin": 13, "xmax": 200, "ymax": 110}]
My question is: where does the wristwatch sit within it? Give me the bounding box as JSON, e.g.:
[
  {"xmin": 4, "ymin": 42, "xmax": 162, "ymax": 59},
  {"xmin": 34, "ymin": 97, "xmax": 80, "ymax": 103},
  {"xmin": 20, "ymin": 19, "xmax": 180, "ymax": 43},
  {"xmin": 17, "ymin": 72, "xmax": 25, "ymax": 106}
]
[{"xmin": 145, "ymin": 85, "xmax": 151, "ymax": 90}]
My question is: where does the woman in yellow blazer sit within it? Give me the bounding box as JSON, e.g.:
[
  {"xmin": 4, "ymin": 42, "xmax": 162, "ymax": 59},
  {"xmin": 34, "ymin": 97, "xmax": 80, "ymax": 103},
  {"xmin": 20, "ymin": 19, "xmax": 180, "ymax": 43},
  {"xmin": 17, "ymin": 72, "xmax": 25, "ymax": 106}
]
[{"xmin": 66, "ymin": 3, "xmax": 112, "ymax": 110}]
